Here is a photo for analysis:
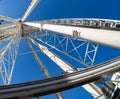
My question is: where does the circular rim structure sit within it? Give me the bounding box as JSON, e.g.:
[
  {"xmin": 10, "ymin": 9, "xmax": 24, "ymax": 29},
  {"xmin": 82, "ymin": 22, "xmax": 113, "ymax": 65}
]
[
  {"xmin": 0, "ymin": 57, "xmax": 119, "ymax": 98},
  {"xmin": 0, "ymin": 0, "xmax": 120, "ymax": 99},
  {"xmin": 0, "ymin": 18, "xmax": 120, "ymax": 99}
]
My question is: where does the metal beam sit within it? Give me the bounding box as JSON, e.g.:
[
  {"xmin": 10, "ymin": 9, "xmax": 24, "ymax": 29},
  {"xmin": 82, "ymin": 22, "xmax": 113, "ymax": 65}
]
[
  {"xmin": 21, "ymin": 0, "xmax": 40, "ymax": 21},
  {"xmin": 28, "ymin": 36, "xmax": 74, "ymax": 72},
  {"xmin": 26, "ymin": 38, "xmax": 64, "ymax": 99},
  {"xmin": 24, "ymin": 22, "xmax": 120, "ymax": 49},
  {"xmin": 31, "ymin": 31, "xmax": 98, "ymax": 66},
  {"xmin": 0, "ymin": 57, "xmax": 119, "ymax": 98},
  {"xmin": 0, "ymin": 15, "xmax": 18, "ymax": 23},
  {"xmin": 28, "ymin": 36, "xmax": 103, "ymax": 98}
]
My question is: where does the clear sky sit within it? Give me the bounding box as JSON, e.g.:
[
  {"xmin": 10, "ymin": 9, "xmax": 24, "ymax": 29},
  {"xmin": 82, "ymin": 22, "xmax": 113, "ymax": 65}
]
[{"xmin": 0, "ymin": 0, "xmax": 120, "ymax": 99}]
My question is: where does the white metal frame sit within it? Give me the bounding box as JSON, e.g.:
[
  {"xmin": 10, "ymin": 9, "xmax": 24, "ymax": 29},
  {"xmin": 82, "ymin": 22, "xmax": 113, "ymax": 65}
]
[
  {"xmin": 28, "ymin": 36, "xmax": 103, "ymax": 98},
  {"xmin": 0, "ymin": 0, "xmax": 119, "ymax": 98},
  {"xmin": 29, "ymin": 30, "xmax": 99, "ymax": 66},
  {"xmin": 0, "ymin": 25, "xmax": 21, "ymax": 85},
  {"xmin": 25, "ymin": 22, "xmax": 120, "ymax": 49},
  {"xmin": 21, "ymin": 0, "xmax": 40, "ymax": 21}
]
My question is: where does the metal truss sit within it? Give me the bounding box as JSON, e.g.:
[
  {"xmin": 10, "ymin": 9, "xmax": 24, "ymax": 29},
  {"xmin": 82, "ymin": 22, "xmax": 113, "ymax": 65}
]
[
  {"xmin": 23, "ymin": 18, "xmax": 120, "ymax": 98},
  {"xmin": 28, "ymin": 35, "xmax": 103, "ymax": 98},
  {"xmin": 0, "ymin": 24, "xmax": 20, "ymax": 43},
  {"xmin": 0, "ymin": 0, "xmax": 119, "ymax": 98},
  {"xmin": 0, "ymin": 25, "xmax": 21, "ymax": 85},
  {"xmin": 0, "ymin": 17, "xmax": 119, "ymax": 98},
  {"xmin": 29, "ymin": 30, "xmax": 99, "ymax": 66},
  {"xmin": 25, "ymin": 19, "xmax": 120, "ymax": 98},
  {"xmin": 84, "ymin": 43, "xmax": 99, "ymax": 65}
]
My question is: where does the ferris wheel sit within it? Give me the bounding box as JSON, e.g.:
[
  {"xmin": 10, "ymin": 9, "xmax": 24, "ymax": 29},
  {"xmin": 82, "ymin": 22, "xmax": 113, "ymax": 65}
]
[{"xmin": 0, "ymin": 0, "xmax": 120, "ymax": 99}]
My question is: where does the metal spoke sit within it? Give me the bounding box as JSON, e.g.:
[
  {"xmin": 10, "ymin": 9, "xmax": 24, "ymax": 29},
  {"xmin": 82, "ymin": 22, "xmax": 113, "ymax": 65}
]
[
  {"xmin": 0, "ymin": 15, "xmax": 18, "ymax": 23},
  {"xmin": 21, "ymin": 0, "xmax": 40, "ymax": 21}
]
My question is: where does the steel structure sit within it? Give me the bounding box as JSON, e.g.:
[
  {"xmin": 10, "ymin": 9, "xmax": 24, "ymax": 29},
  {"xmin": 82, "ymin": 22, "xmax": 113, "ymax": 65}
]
[{"xmin": 0, "ymin": 0, "xmax": 120, "ymax": 99}]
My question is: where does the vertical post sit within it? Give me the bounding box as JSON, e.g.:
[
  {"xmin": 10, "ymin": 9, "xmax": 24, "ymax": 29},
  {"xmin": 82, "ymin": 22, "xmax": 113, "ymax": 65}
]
[{"xmin": 26, "ymin": 37, "xmax": 64, "ymax": 99}]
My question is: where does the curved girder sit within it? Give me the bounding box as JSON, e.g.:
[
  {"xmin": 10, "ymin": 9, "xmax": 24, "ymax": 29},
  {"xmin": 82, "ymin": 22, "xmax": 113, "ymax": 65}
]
[{"xmin": 0, "ymin": 57, "xmax": 119, "ymax": 99}]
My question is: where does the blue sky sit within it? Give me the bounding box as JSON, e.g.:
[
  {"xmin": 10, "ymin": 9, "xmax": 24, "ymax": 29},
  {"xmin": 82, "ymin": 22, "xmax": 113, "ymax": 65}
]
[{"xmin": 0, "ymin": 0, "xmax": 120, "ymax": 99}]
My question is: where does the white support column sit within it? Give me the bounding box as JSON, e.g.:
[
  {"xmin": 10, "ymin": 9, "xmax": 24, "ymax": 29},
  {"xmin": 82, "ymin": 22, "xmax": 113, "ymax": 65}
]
[
  {"xmin": 28, "ymin": 36, "xmax": 74, "ymax": 72},
  {"xmin": 28, "ymin": 36, "xmax": 103, "ymax": 98},
  {"xmin": 22, "ymin": 0, "xmax": 40, "ymax": 21},
  {"xmin": 25, "ymin": 22, "xmax": 120, "ymax": 49}
]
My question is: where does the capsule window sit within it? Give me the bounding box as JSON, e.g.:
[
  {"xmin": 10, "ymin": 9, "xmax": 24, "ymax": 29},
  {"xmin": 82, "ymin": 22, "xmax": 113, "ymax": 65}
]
[
  {"xmin": 84, "ymin": 20, "xmax": 90, "ymax": 26},
  {"xmin": 105, "ymin": 23, "xmax": 111, "ymax": 27},
  {"xmin": 95, "ymin": 21, "xmax": 100, "ymax": 27},
  {"xmin": 116, "ymin": 24, "xmax": 120, "ymax": 28}
]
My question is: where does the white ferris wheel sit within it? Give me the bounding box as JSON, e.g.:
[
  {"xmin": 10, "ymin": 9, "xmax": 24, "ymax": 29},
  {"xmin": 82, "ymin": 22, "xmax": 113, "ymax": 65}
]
[{"xmin": 0, "ymin": 0, "xmax": 120, "ymax": 99}]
